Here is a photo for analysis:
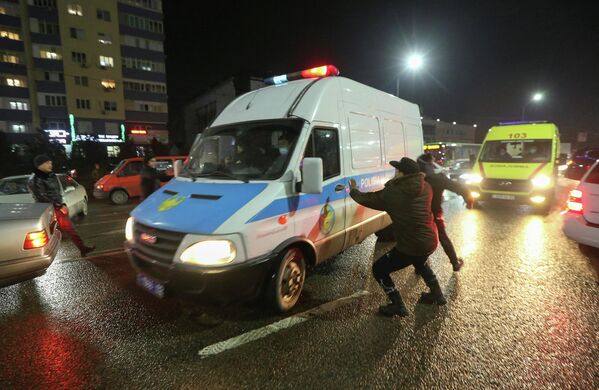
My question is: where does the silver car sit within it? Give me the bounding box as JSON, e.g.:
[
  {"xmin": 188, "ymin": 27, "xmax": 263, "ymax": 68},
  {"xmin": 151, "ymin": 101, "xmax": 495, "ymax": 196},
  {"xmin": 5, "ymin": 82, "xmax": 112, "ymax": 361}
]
[
  {"xmin": 0, "ymin": 203, "xmax": 61, "ymax": 287},
  {"xmin": 0, "ymin": 174, "xmax": 88, "ymax": 218}
]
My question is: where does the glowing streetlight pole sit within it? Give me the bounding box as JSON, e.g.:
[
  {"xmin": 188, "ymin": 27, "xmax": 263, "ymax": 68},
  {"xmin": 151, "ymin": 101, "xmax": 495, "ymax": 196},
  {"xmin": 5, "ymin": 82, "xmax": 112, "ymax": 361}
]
[
  {"xmin": 397, "ymin": 53, "xmax": 424, "ymax": 97},
  {"xmin": 522, "ymin": 92, "xmax": 544, "ymax": 120}
]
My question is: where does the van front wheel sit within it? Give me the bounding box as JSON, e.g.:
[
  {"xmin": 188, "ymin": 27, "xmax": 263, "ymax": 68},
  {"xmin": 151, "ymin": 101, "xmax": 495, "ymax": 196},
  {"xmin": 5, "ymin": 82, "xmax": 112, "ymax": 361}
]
[
  {"xmin": 267, "ymin": 247, "xmax": 306, "ymax": 313},
  {"xmin": 110, "ymin": 189, "xmax": 129, "ymax": 205}
]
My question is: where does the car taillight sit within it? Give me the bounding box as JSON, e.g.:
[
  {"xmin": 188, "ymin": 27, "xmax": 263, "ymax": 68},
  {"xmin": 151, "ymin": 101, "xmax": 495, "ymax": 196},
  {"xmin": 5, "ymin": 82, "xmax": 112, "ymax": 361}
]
[
  {"xmin": 566, "ymin": 189, "xmax": 583, "ymax": 213},
  {"xmin": 24, "ymin": 230, "xmax": 49, "ymax": 250}
]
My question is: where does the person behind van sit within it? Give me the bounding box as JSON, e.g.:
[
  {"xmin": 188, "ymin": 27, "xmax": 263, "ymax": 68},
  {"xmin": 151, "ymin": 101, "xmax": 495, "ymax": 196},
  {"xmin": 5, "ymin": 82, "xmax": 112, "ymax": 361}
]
[
  {"xmin": 349, "ymin": 157, "xmax": 446, "ymax": 317},
  {"xmin": 91, "ymin": 162, "xmax": 105, "ymax": 182},
  {"xmin": 140, "ymin": 155, "xmax": 169, "ymax": 200},
  {"xmin": 418, "ymin": 153, "xmax": 472, "ymax": 272}
]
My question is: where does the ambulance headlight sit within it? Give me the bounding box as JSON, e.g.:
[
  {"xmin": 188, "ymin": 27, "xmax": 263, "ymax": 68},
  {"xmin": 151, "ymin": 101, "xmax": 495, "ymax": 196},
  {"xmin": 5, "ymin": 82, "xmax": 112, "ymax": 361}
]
[
  {"xmin": 125, "ymin": 217, "xmax": 134, "ymax": 241},
  {"xmin": 466, "ymin": 174, "xmax": 483, "ymax": 185},
  {"xmin": 531, "ymin": 175, "xmax": 551, "ymax": 188},
  {"xmin": 180, "ymin": 240, "xmax": 236, "ymax": 266}
]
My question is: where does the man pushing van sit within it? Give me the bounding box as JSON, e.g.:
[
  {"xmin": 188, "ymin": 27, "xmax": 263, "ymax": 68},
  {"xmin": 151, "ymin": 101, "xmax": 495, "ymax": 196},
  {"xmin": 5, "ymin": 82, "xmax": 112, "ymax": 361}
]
[{"xmin": 349, "ymin": 157, "xmax": 446, "ymax": 317}]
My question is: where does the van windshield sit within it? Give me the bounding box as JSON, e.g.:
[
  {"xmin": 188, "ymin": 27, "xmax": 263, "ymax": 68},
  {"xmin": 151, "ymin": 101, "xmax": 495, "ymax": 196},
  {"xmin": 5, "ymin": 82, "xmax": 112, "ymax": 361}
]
[
  {"xmin": 182, "ymin": 119, "xmax": 304, "ymax": 181},
  {"xmin": 479, "ymin": 140, "xmax": 552, "ymax": 163}
]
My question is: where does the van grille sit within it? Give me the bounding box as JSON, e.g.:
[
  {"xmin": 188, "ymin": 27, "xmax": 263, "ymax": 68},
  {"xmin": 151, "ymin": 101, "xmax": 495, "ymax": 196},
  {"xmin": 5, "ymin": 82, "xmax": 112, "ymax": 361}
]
[
  {"xmin": 133, "ymin": 222, "xmax": 185, "ymax": 265},
  {"xmin": 482, "ymin": 178, "xmax": 532, "ymax": 193}
]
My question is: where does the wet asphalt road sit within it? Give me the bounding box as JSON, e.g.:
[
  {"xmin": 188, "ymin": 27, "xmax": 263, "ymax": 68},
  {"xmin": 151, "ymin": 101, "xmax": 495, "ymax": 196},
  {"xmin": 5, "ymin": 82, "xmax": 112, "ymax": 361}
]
[{"xmin": 1, "ymin": 183, "xmax": 598, "ymax": 389}]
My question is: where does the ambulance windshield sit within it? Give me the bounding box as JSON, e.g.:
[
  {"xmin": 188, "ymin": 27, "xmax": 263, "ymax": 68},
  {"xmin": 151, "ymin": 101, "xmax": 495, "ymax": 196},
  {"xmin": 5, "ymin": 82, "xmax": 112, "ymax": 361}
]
[
  {"xmin": 182, "ymin": 119, "xmax": 304, "ymax": 181},
  {"xmin": 479, "ymin": 140, "xmax": 552, "ymax": 163}
]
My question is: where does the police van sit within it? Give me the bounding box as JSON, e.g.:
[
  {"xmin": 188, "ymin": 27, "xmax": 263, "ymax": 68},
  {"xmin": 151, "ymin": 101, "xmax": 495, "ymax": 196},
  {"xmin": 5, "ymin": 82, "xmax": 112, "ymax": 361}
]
[
  {"xmin": 466, "ymin": 121, "xmax": 560, "ymax": 212},
  {"xmin": 124, "ymin": 65, "xmax": 424, "ymax": 312}
]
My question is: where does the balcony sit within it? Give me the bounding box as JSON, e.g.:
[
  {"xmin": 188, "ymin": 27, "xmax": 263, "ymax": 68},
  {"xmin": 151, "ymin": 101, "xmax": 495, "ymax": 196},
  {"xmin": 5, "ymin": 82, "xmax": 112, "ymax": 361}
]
[
  {"xmin": 120, "ymin": 45, "xmax": 165, "ymax": 62},
  {"xmin": 33, "ymin": 58, "xmax": 63, "ymax": 71},
  {"xmin": 125, "ymin": 110, "xmax": 167, "ymax": 123},
  {"xmin": 0, "ymin": 13, "xmax": 21, "ymax": 28},
  {"xmin": 30, "ymin": 33, "xmax": 61, "ymax": 46},
  {"xmin": 0, "ymin": 62, "xmax": 26, "ymax": 75},
  {"xmin": 0, "ymin": 109, "xmax": 32, "ymax": 122},
  {"xmin": 0, "ymin": 85, "xmax": 29, "ymax": 98},
  {"xmin": 122, "ymin": 67, "xmax": 166, "ymax": 82},
  {"xmin": 0, "ymin": 37, "xmax": 24, "ymax": 52},
  {"xmin": 124, "ymin": 90, "xmax": 167, "ymax": 102},
  {"xmin": 36, "ymin": 80, "xmax": 66, "ymax": 94},
  {"xmin": 39, "ymin": 106, "xmax": 68, "ymax": 119}
]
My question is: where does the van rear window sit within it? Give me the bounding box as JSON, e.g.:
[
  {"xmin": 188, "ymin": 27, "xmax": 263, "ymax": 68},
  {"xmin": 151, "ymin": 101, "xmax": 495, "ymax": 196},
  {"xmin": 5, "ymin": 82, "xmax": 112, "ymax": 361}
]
[{"xmin": 480, "ymin": 140, "xmax": 552, "ymax": 163}]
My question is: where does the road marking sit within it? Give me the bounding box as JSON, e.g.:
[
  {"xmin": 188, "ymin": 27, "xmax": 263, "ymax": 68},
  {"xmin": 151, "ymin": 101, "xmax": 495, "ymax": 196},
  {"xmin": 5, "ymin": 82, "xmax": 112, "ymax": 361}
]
[
  {"xmin": 198, "ymin": 290, "xmax": 370, "ymax": 358},
  {"xmin": 55, "ymin": 248, "xmax": 125, "ymax": 264}
]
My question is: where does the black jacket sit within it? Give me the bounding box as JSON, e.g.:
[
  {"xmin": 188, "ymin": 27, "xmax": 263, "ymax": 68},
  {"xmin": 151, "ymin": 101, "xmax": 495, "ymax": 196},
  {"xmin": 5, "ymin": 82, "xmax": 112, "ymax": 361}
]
[
  {"xmin": 425, "ymin": 173, "xmax": 470, "ymax": 216},
  {"xmin": 140, "ymin": 166, "xmax": 169, "ymax": 199},
  {"xmin": 350, "ymin": 173, "xmax": 438, "ymax": 256},
  {"xmin": 28, "ymin": 169, "xmax": 63, "ymax": 208}
]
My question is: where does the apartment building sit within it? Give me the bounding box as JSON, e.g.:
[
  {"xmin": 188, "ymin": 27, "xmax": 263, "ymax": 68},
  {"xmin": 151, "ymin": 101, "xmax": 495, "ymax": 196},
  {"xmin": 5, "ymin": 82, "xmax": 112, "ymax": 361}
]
[{"xmin": 0, "ymin": 0, "xmax": 167, "ymax": 156}]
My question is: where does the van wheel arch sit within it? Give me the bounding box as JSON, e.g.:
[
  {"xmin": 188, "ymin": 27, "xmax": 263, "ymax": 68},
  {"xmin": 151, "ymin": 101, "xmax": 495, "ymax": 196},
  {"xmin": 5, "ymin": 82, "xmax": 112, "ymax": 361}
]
[{"xmin": 272, "ymin": 238, "xmax": 317, "ymax": 269}]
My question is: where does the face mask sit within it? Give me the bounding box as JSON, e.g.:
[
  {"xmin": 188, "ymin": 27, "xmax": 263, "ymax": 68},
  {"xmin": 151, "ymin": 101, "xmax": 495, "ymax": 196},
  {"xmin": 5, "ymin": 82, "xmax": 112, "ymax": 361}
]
[{"xmin": 279, "ymin": 147, "xmax": 289, "ymax": 155}]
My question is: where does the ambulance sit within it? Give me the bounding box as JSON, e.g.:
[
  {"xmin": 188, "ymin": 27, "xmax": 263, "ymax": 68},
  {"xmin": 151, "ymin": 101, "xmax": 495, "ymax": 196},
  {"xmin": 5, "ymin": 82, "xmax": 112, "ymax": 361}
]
[
  {"xmin": 124, "ymin": 65, "xmax": 424, "ymax": 312},
  {"xmin": 466, "ymin": 121, "xmax": 560, "ymax": 212}
]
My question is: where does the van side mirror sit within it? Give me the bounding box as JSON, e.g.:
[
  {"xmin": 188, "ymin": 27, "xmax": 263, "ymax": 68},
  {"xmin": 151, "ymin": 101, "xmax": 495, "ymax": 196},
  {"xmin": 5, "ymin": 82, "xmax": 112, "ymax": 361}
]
[
  {"xmin": 300, "ymin": 157, "xmax": 323, "ymax": 194},
  {"xmin": 174, "ymin": 160, "xmax": 183, "ymax": 177}
]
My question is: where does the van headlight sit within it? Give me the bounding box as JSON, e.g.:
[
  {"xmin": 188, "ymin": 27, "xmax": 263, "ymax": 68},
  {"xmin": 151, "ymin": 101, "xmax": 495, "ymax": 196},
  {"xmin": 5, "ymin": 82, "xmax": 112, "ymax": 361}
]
[
  {"xmin": 466, "ymin": 174, "xmax": 483, "ymax": 185},
  {"xmin": 531, "ymin": 175, "xmax": 551, "ymax": 188},
  {"xmin": 180, "ymin": 240, "xmax": 236, "ymax": 266},
  {"xmin": 125, "ymin": 217, "xmax": 134, "ymax": 241}
]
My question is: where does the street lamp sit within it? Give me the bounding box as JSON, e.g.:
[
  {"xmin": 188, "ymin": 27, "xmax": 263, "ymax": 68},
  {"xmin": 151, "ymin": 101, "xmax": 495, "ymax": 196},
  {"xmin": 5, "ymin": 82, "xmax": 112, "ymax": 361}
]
[
  {"xmin": 522, "ymin": 92, "xmax": 544, "ymax": 120},
  {"xmin": 397, "ymin": 53, "xmax": 424, "ymax": 97}
]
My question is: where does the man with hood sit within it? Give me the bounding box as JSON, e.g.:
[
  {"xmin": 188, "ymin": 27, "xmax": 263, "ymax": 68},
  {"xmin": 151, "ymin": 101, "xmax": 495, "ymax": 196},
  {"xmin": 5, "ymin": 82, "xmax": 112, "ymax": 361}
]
[
  {"xmin": 418, "ymin": 153, "xmax": 472, "ymax": 272},
  {"xmin": 28, "ymin": 154, "xmax": 95, "ymax": 257},
  {"xmin": 349, "ymin": 157, "xmax": 446, "ymax": 317}
]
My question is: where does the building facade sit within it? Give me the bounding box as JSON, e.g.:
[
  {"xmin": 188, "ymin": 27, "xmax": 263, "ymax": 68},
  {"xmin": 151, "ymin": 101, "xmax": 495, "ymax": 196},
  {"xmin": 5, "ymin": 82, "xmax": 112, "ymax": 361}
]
[
  {"xmin": 0, "ymin": 0, "xmax": 167, "ymax": 156},
  {"xmin": 182, "ymin": 76, "xmax": 265, "ymax": 148}
]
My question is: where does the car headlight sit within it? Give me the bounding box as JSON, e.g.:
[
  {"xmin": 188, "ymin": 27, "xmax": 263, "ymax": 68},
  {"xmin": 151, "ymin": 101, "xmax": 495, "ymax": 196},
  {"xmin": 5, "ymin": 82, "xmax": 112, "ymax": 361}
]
[
  {"xmin": 531, "ymin": 174, "xmax": 551, "ymax": 188},
  {"xmin": 466, "ymin": 174, "xmax": 483, "ymax": 185},
  {"xmin": 125, "ymin": 217, "xmax": 134, "ymax": 241},
  {"xmin": 180, "ymin": 240, "xmax": 236, "ymax": 266},
  {"xmin": 96, "ymin": 184, "xmax": 103, "ymax": 190}
]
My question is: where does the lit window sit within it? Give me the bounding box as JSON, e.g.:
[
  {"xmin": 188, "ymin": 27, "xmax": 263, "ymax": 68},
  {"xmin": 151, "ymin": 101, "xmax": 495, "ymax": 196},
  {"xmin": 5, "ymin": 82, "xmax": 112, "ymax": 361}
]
[
  {"xmin": 99, "ymin": 56, "xmax": 114, "ymax": 68},
  {"xmin": 12, "ymin": 124, "xmax": 26, "ymax": 133},
  {"xmin": 67, "ymin": 4, "xmax": 83, "ymax": 16},
  {"xmin": 9, "ymin": 101, "xmax": 29, "ymax": 110},
  {"xmin": 98, "ymin": 33, "xmax": 112, "ymax": 45},
  {"xmin": 101, "ymin": 79, "xmax": 116, "ymax": 89},
  {"xmin": 0, "ymin": 7, "xmax": 6, "ymax": 14},
  {"xmin": 0, "ymin": 30, "xmax": 20, "ymax": 40},
  {"xmin": 40, "ymin": 49, "xmax": 61, "ymax": 60},
  {"xmin": 6, "ymin": 78, "xmax": 22, "ymax": 87}
]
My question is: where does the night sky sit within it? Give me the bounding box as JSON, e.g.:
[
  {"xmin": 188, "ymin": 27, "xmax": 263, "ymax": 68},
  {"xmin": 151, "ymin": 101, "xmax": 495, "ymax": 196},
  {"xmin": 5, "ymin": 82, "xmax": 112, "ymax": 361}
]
[{"xmin": 163, "ymin": 0, "xmax": 599, "ymax": 140}]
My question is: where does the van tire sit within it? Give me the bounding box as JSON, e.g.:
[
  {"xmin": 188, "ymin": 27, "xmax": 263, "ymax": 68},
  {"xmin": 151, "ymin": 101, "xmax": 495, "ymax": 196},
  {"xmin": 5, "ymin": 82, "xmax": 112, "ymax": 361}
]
[
  {"xmin": 79, "ymin": 197, "xmax": 88, "ymax": 216},
  {"xmin": 267, "ymin": 246, "xmax": 306, "ymax": 313},
  {"xmin": 110, "ymin": 189, "xmax": 129, "ymax": 205},
  {"xmin": 375, "ymin": 225, "xmax": 395, "ymax": 242}
]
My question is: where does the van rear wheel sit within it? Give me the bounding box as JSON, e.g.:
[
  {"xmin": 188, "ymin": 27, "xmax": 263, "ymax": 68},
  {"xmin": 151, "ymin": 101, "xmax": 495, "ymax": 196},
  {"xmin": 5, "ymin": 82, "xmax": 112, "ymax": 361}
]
[
  {"xmin": 267, "ymin": 247, "xmax": 306, "ymax": 313},
  {"xmin": 110, "ymin": 189, "xmax": 129, "ymax": 205}
]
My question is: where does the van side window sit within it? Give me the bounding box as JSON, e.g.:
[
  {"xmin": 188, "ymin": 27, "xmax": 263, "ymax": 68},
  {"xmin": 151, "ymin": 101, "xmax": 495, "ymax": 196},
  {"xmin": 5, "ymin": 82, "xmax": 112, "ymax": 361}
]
[
  {"xmin": 118, "ymin": 161, "xmax": 143, "ymax": 177},
  {"xmin": 304, "ymin": 128, "xmax": 340, "ymax": 180}
]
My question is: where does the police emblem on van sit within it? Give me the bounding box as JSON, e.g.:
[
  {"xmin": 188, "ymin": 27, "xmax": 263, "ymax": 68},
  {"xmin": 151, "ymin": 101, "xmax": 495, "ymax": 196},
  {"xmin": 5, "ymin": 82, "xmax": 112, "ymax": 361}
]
[
  {"xmin": 158, "ymin": 194, "xmax": 187, "ymax": 212},
  {"xmin": 140, "ymin": 232, "xmax": 157, "ymax": 244}
]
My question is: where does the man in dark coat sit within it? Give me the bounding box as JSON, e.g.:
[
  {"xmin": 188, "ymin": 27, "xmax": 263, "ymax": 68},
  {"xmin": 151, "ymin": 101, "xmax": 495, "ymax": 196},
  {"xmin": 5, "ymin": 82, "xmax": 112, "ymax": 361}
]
[
  {"xmin": 140, "ymin": 155, "xmax": 169, "ymax": 199},
  {"xmin": 418, "ymin": 153, "xmax": 472, "ymax": 272},
  {"xmin": 349, "ymin": 157, "xmax": 446, "ymax": 317},
  {"xmin": 28, "ymin": 154, "xmax": 95, "ymax": 257}
]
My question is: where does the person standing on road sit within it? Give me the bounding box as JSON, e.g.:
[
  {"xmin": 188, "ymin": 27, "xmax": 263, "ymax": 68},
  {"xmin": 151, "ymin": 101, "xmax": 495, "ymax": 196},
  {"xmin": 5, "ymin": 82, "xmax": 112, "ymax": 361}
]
[
  {"xmin": 418, "ymin": 153, "xmax": 472, "ymax": 272},
  {"xmin": 349, "ymin": 157, "xmax": 446, "ymax": 317},
  {"xmin": 140, "ymin": 154, "xmax": 168, "ymax": 200},
  {"xmin": 28, "ymin": 154, "xmax": 95, "ymax": 257},
  {"xmin": 91, "ymin": 162, "xmax": 104, "ymax": 183}
]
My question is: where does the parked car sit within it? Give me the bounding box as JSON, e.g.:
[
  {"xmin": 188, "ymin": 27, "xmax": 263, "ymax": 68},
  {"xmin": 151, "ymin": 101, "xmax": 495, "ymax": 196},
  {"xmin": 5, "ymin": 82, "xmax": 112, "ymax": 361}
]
[
  {"xmin": 564, "ymin": 147, "xmax": 599, "ymax": 181},
  {"xmin": 562, "ymin": 159, "xmax": 599, "ymax": 249},
  {"xmin": 93, "ymin": 156, "xmax": 186, "ymax": 205},
  {"xmin": 445, "ymin": 158, "xmax": 472, "ymax": 183},
  {"xmin": 0, "ymin": 203, "xmax": 61, "ymax": 287},
  {"xmin": 0, "ymin": 174, "xmax": 88, "ymax": 218}
]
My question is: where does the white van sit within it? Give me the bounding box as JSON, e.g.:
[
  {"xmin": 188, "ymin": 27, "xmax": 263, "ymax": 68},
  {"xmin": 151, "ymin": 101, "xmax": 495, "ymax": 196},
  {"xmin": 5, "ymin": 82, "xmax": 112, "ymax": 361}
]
[{"xmin": 124, "ymin": 65, "xmax": 424, "ymax": 312}]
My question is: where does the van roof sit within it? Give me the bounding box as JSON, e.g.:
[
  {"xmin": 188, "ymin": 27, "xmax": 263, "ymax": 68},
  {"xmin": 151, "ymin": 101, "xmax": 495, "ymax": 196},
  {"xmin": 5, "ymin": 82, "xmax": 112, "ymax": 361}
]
[
  {"xmin": 486, "ymin": 122, "xmax": 559, "ymax": 140},
  {"xmin": 211, "ymin": 76, "xmax": 420, "ymax": 127}
]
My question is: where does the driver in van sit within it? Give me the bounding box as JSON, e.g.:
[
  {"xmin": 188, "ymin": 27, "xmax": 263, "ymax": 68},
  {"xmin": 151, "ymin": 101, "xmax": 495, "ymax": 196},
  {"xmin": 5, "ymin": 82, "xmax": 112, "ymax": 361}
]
[{"xmin": 265, "ymin": 134, "xmax": 294, "ymax": 176}]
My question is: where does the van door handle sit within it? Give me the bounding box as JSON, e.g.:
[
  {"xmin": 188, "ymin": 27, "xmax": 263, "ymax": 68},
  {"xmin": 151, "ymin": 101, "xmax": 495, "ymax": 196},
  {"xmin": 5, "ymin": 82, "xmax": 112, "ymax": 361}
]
[{"xmin": 335, "ymin": 184, "xmax": 346, "ymax": 192}]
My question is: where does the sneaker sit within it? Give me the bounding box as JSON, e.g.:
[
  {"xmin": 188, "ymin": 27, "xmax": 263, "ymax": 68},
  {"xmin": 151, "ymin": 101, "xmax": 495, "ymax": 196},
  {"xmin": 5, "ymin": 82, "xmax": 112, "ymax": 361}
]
[
  {"xmin": 418, "ymin": 292, "xmax": 447, "ymax": 306},
  {"xmin": 80, "ymin": 245, "xmax": 96, "ymax": 257},
  {"xmin": 378, "ymin": 303, "xmax": 410, "ymax": 317},
  {"xmin": 451, "ymin": 258, "xmax": 464, "ymax": 272}
]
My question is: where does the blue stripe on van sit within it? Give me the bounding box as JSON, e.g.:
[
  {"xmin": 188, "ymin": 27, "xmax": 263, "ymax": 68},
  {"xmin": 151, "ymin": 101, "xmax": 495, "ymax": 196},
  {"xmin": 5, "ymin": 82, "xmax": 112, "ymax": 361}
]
[
  {"xmin": 131, "ymin": 180, "xmax": 268, "ymax": 234},
  {"xmin": 246, "ymin": 169, "xmax": 394, "ymax": 223}
]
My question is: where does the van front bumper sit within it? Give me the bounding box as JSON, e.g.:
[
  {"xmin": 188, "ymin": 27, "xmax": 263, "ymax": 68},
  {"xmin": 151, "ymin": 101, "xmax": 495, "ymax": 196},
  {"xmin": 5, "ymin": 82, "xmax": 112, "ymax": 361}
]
[
  {"xmin": 469, "ymin": 187, "xmax": 555, "ymax": 205},
  {"xmin": 124, "ymin": 241, "xmax": 278, "ymax": 302},
  {"xmin": 93, "ymin": 189, "xmax": 108, "ymax": 199}
]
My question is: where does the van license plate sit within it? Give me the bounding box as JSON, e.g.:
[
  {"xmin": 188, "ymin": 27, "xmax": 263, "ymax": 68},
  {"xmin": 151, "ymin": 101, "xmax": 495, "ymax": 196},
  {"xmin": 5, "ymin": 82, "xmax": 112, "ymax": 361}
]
[
  {"xmin": 492, "ymin": 194, "xmax": 515, "ymax": 200},
  {"xmin": 136, "ymin": 274, "xmax": 165, "ymax": 298}
]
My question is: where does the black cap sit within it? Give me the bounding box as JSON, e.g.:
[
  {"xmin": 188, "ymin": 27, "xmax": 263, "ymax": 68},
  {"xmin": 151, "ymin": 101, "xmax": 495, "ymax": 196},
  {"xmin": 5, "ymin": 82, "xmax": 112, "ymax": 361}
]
[
  {"xmin": 33, "ymin": 154, "xmax": 51, "ymax": 168},
  {"xmin": 390, "ymin": 157, "xmax": 420, "ymax": 175}
]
